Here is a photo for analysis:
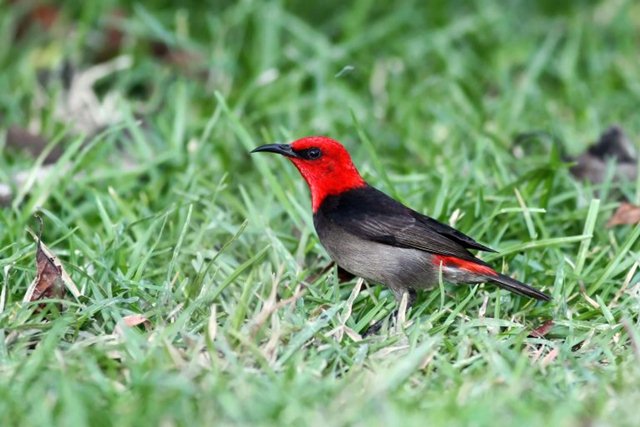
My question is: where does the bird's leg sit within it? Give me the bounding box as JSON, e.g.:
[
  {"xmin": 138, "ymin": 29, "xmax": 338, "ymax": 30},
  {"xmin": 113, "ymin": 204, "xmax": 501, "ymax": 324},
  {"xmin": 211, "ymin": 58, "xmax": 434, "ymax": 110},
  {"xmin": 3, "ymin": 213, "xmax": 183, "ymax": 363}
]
[
  {"xmin": 363, "ymin": 288, "xmax": 417, "ymax": 336},
  {"xmin": 395, "ymin": 290, "xmax": 410, "ymax": 329},
  {"xmin": 337, "ymin": 266, "xmax": 356, "ymax": 283},
  {"xmin": 404, "ymin": 288, "xmax": 418, "ymax": 307},
  {"xmin": 307, "ymin": 263, "xmax": 355, "ymax": 285}
]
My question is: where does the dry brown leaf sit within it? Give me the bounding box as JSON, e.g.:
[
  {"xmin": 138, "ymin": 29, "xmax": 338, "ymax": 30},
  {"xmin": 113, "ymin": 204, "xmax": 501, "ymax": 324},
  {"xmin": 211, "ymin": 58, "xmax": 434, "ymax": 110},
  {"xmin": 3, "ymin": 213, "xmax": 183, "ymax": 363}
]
[
  {"xmin": 114, "ymin": 314, "xmax": 150, "ymax": 336},
  {"xmin": 570, "ymin": 125, "xmax": 637, "ymax": 184},
  {"xmin": 122, "ymin": 314, "xmax": 150, "ymax": 328},
  {"xmin": 23, "ymin": 230, "xmax": 81, "ymax": 303},
  {"xmin": 24, "ymin": 240, "xmax": 65, "ymax": 302},
  {"xmin": 13, "ymin": 3, "xmax": 61, "ymax": 40},
  {"xmin": 92, "ymin": 9, "xmax": 127, "ymax": 62},
  {"xmin": 149, "ymin": 41, "xmax": 207, "ymax": 78},
  {"xmin": 529, "ymin": 320, "xmax": 554, "ymax": 338},
  {"xmin": 606, "ymin": 202, "xmax": 640, "ymax": 228}
]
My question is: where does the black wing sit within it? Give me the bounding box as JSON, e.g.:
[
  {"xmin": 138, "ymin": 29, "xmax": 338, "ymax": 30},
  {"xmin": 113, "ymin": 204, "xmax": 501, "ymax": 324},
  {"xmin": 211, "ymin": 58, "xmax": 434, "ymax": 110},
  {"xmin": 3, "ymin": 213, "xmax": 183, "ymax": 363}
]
[{"xmin": 315, "ymin": 186, "xmax": 495, "ymax": 263}]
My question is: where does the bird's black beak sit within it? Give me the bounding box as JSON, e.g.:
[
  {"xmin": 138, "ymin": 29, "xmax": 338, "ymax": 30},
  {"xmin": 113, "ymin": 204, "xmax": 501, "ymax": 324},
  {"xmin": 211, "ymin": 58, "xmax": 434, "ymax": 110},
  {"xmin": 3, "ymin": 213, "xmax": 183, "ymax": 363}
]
[{"xmin": 251, "ymin": 143, "xmax": 300, "ymax": 158}]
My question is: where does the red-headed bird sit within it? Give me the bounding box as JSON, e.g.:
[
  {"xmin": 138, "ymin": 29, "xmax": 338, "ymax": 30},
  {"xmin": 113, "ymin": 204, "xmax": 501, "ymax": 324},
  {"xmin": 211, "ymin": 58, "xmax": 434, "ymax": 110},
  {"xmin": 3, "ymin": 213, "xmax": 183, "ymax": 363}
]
[{"xmin": 252, "ymin": 136, "xmax": 550, "ymax": 306}]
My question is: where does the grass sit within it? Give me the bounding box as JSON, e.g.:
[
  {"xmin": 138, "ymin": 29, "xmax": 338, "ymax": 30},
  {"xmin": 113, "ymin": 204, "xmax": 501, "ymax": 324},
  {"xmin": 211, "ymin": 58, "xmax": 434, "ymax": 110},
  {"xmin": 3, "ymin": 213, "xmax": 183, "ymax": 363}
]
[{"xmin": 1, "ymin": 0, "xmax": 640, "ymax": 426}]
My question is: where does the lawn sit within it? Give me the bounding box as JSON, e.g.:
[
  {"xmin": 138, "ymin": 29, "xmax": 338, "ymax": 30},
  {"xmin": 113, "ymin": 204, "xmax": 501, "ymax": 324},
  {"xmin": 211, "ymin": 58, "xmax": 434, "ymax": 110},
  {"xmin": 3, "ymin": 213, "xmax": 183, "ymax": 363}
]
[{"xmin": 1, "ymin": 1, "xmax": 639, "ymax": 426}]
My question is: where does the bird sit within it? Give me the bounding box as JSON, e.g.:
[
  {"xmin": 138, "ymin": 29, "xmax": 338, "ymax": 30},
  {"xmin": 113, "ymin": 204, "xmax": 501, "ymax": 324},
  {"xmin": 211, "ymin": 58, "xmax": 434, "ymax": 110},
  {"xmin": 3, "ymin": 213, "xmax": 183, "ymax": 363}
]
[{"xmin": 251, "ymin": 136, "xmax": 551, "ymax": 309}]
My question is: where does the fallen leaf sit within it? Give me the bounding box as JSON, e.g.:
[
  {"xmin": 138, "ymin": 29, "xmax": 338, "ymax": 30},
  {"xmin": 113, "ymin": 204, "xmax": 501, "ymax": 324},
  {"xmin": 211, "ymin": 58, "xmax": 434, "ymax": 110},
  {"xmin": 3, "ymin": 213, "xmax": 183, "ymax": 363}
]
[
  {"xmin": 584, "ymin": 126, "xmax": 635, "ymax": 162},
  {"xmin": 529, "ymin": 320, "xmax": 554, "ymax": 338},
  {"xmin": 13, "ymin": 3, "xmax": 61, "ymax": 40},
  {"xmin": 149, "ymin": 41, "xmax": 207, "ymax": 78},
  {"xmin": 6, "ymin": 126, "xmax": 62, "ymax": 164},
  {"xmin": 606, "ymin": 202, "xmax": 640, "ymax": 227},
  {"xmin": 91, "ymin": 9, "xmax": 127, "ymax": 62},
  {"xmin": 23, "ymin": 228, "xmax": 81, "ymax": 303},
  {"xmin": 114, "ymin": 314, "xmax": 151, "ymax": 336},
  {"xmin": 122, "ymin": 314, "xmax": 150, "ymax": 328},
  {"xmin": 23, "ymin": 240, "xmax": 65, "ymax": 302},
  {"xmin": 570, "ymin": 125, "xmax": 637, "ymax": 184},
  {"xmin": 541, "ymin": 347, "xmax": 559, "ymax": 367},
  {"xmin": 91, "ymin": 10, "xmax": 206, "ymax": 77}
]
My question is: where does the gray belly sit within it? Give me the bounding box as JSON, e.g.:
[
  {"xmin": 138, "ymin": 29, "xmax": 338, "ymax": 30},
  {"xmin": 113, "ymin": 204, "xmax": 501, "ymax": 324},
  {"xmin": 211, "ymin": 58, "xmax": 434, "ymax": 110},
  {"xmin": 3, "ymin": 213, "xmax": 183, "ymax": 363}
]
[{"xmin": 316, "ymin": 224, "xmax": 439, "ymax": 291}]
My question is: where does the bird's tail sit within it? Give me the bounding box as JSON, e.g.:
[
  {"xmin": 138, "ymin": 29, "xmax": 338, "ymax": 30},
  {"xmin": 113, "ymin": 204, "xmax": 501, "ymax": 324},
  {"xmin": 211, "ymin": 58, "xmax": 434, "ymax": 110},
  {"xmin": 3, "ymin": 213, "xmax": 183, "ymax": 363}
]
[{"xmin": 487, "ymin": 273, "xmax": 551, "ymax": 301}]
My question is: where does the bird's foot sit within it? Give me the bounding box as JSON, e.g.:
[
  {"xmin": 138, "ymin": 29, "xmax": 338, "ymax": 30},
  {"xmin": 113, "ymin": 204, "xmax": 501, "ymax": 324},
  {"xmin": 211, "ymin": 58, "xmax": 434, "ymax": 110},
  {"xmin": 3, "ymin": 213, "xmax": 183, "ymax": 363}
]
[
  {"xmin": 363, "ymin": 289, "xmax": 416, "ymax": 336},
  {"xmin": 363, "ymin": 314, "xmax": 391, "ymax": 337}
]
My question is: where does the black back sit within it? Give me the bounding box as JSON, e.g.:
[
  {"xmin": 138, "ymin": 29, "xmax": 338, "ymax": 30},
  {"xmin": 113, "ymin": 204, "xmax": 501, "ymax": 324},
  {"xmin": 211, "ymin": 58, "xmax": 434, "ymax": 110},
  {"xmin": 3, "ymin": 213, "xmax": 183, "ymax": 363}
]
[{"xmin": 314, "ymin": 186, "xmax": 495, "ymax": 264}]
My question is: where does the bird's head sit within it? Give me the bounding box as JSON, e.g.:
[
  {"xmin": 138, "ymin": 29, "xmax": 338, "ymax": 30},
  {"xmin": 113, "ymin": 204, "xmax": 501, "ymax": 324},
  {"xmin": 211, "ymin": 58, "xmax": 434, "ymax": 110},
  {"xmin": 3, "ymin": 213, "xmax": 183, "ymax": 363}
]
[{"xmin": 252, "ymin": 136, "xmax": 366, "ymax": 211}]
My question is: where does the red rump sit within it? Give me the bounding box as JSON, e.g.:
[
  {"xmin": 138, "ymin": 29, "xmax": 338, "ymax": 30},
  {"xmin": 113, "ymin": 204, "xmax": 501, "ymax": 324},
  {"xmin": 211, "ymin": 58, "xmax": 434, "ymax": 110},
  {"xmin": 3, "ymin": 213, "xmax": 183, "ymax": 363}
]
[{"xmin": 433, "ymin": 255, "xmax": 497, "ymax": 276}]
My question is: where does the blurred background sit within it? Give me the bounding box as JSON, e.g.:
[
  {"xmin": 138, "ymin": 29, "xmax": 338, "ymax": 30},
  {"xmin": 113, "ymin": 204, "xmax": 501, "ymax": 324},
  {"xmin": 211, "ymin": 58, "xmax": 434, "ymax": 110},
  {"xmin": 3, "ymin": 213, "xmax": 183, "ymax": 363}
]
[
  {"xmin": 3, "ymin": 0, "xmax": 639, "ymax": 242},
  {"xmin": 1, "ymin": 1, "xmax": 640, "ymax": 425},
  {"xmin": 3, "ymin": 0, "xmax": 639, "ymax": 167}
]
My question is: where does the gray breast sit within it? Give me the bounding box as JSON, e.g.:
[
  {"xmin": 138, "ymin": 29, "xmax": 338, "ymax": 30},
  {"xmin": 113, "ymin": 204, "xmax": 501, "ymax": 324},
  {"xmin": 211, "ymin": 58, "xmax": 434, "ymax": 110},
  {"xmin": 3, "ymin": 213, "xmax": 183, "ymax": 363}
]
[{"xmin": 315, "ymin": 221, "xmax": 439, "ymax": 291}]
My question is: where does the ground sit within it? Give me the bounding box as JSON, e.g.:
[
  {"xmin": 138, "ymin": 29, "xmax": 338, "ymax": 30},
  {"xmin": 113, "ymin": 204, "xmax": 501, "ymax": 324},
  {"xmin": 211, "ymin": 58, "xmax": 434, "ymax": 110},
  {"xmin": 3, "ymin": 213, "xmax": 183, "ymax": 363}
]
[{"xmin": 1, "ymin": 1, "xmax": 639, "ymax": 426}]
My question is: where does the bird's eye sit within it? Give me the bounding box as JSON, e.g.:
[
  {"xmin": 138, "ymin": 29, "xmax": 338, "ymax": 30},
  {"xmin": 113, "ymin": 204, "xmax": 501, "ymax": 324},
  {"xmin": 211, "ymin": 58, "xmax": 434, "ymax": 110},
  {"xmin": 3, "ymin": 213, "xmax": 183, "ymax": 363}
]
[{"xmin": 305, "ymin": 148, "xmax": 322, "ymax": 160}]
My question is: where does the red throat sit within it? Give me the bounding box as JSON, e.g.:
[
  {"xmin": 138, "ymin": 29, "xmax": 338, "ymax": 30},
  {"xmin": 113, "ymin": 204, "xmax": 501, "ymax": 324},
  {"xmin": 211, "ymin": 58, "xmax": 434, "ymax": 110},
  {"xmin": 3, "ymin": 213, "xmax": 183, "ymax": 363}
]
[{"xmin": 288, "ymin": 137, "xmax": 366, "ymax": 212}]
